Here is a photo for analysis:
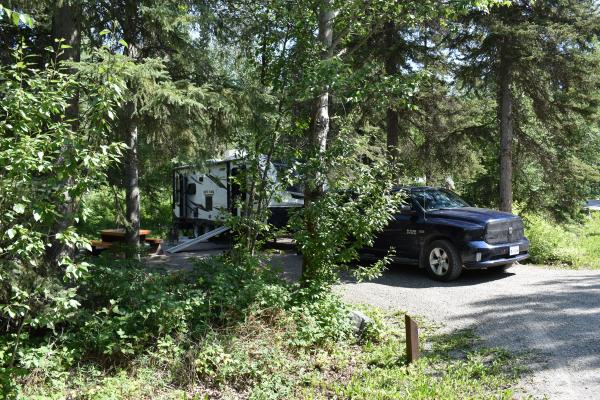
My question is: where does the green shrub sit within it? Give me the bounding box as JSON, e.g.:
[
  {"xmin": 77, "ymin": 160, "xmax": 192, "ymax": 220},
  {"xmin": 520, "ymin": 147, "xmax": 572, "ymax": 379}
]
[
  {"xmin": 9, "ymin": 253, "xmax": 357, "ymax": 397},
  {"xmin": 72, "ymin": 259, "xmax": 207, "ymax": 361},
  {"xmin": 523, "ymin": 212, "xmax": 600, "ymax": 268},
  {"xmin": 288, "ymin": 289, "xmax": 353, "ymax": 348},
  {"xmin": 0, "ymin": 45, "xmax": 126, "ymax": 400},
  {"xmin": 191, "ymin": 255, "xmax": 291, "ymax": 323},
  {"xmin": 523, "ymin": 213, "xmax": 576, "ymax": 265},
  {"xmin": 10, "ymin": 256, "xmax": 354, "ymax": 399}
]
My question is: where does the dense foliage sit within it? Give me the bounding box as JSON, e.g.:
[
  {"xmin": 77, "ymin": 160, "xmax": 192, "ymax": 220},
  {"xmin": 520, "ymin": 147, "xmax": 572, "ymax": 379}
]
[
  {"xmin": 4, "ymin": 254, "xmax": 354, "ymax": 398},
  {"xmin": 1, "ymin": 0, "xmax": 600, "ymax": 397},
  {"xmin": 8, "ymin": 255, "xmax": 524, "ymax": 399},
  {"xmin": 0, "ymin": 44, "xmax": 125, "ymax": 394},
  {"xmin": 524, "ymin": 212, "xmax": 600, "ymax": 268}
]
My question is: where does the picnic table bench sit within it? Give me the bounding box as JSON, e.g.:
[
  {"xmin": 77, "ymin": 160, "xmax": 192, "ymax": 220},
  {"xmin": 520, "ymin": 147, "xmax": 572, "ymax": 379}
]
[
  {"xmin": 91, "ymin": 229, "xmax": 163, "ymax": 255},
  {"xmin": 100, "ymin": 229, "xmax": 152, "ymax": 242}
]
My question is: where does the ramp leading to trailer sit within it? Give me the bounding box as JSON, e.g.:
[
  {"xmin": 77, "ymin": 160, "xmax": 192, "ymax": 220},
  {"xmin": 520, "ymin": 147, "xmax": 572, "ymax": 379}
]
[{"xmin": 167, "ymin": 226, "xmax": 230, "ymax": 253}]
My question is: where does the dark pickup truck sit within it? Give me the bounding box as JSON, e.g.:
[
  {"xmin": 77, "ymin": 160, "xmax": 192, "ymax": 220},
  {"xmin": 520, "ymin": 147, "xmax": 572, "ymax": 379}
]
[{"xmin": 362, "ymin": 186, "xmax": 529, "ymax": 281}]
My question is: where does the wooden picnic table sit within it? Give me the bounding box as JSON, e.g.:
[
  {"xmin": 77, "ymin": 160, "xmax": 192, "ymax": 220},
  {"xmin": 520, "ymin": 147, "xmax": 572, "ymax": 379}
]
[{"xmin": 100, "ymin": 229, "xmax": 152, "ymax": 243}]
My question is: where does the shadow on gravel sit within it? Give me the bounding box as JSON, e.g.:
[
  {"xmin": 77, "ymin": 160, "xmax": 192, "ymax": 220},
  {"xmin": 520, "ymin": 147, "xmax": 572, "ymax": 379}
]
[
  {"xmin": 446, "ymin": 273, "xmax": 600, "ymax": 394},
  {"xmin": 268, "ymin": 252, "xmax": 518, "ymax": 287},
  {"xmin": 336, "ymin": 260, "xmax": 516, "ymax": 288}
]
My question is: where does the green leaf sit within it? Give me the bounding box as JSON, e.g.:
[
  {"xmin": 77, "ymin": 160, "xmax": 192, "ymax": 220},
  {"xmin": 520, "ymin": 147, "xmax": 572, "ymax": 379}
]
[
  {"xmin": 118, "ymin": 38, "xmax": 129, "ymax": 48},
  {"xmin": 11, "ymin": 10, "xmax": 20, "ymax": 26},
  {"xmin": 22, "ymin": 14, "xmax": 34, "ymax": 28},
  {"xmin": 68, "ymin": 299, "xmax": 80, "ymax": 308},
  {"xmin": 99, "ymin": 29, "xmax": 111, "ymax": 36},
  {"xmin": 6, "ymin": 229, "xmax": 16, "ymax": 239},
  {"xmin": 13, "ymin": 204, "xmax": 25, "ymax": 214}
]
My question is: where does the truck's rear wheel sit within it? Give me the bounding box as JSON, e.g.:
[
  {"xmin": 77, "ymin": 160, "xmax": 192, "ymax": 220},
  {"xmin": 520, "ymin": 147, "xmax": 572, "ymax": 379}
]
[{"xmin": 422, "ymin": 240, "xmax": 463, "ymax": 281}]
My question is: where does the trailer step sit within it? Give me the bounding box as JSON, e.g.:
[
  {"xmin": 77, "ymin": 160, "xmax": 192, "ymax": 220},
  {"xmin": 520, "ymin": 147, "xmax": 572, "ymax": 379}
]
[{"xmin": 167, "ymin": 226, "xmax": 230, "ymax": 253}]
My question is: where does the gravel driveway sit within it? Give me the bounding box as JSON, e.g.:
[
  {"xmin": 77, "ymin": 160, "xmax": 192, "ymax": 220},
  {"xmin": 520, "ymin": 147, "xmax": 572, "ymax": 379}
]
[
  {"xmin": 154, "ymin": 251, "xmax": 599, "ymax": 399},
  {"xmin": 269, "ymin": 255, "xmax": 600, "ymax": 400}
]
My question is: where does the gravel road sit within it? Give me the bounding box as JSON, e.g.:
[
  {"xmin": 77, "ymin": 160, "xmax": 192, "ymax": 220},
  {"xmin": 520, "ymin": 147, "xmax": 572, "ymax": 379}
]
[
  {"xmin": 344, "ymin": 263, "xmax": 600, "ymax": 399},
  {"xmin": 270, "ymin": 255, "xmax": 600, "ymax": 400},
  {"xmin": 153, "ymin": 251, "xmax": 600, "ymax": 399}
]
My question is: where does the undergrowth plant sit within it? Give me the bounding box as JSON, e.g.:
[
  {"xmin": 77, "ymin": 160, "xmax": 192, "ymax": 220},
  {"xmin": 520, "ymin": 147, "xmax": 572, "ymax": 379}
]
[
  {"xmin": 523, "ymin": 212, "xmax": 600, "ymax": 268},
  {"xmin": 0, "ymin": 45, "xmax": 125, "ymax": 398},
  {"xmin": 12, "ymin": 253, "xmax": 356, "ymax": 399}
]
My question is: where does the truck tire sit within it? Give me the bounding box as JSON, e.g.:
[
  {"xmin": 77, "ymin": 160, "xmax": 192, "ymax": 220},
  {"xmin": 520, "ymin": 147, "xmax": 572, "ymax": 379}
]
[{"xmin": 422, "ymin": 240, "xmax": 463, "ymax": 281}]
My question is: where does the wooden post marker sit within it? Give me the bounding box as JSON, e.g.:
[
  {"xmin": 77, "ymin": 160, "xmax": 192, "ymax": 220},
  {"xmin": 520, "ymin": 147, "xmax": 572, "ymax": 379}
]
[{"xmin": 405, "ymin": 314, "xmax": 420, "ymax": 364}]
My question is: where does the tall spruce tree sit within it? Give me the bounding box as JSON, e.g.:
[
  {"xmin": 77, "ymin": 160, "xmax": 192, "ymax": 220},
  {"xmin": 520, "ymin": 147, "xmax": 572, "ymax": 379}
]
[
  {"xmin": 80, "ymin": 0, "xmax": 221, "ymax": 245},
  {"xmin": 454, "ymin": 0, "xmax": 600, "ymax": 213}
]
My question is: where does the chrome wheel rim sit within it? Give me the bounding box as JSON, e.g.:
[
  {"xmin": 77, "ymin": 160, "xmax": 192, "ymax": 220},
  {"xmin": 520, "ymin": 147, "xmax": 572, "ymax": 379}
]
[{"xmin": 429, "ymin": 247, "xmax": 449, "ymax": 276}]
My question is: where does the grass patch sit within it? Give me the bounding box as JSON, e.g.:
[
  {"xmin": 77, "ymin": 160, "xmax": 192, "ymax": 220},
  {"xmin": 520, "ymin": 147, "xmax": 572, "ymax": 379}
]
[
  {"xmin": 524, "ymin": 212, "xmax": 600, "ymax": 269},
  {"xmin": 299, "ymin": 309, "xmax": 530, "ymax": 400}
]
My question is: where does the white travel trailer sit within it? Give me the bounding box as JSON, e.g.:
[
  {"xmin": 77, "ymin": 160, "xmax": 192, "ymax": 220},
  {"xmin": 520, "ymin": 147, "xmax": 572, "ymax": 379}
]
[{"xmin": 169, "ymin": 151, "xmax": 303, "ymax": 252}]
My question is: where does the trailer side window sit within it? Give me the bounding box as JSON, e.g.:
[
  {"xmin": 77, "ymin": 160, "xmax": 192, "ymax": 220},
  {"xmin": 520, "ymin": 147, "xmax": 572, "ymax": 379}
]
[
  {"xmin": 187, "ymin": 183, "xmax": 196, "ymax": 195},
  {"xmin": 205, "ymin": 195, "xmax": 213, "ymax": 211},
  {"xmin": 174, "ymin": 176, "xmax": 180, "ymax": 204}
]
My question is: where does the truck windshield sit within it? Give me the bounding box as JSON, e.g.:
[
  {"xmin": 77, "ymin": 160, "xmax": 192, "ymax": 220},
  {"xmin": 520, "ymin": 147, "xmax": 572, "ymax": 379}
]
[{"xmin": 412, "ymin": 189, "xmax": 470, "ymax": 211}]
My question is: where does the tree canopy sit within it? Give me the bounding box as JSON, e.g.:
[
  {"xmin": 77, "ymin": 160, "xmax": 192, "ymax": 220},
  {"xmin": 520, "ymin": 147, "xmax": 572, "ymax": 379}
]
[{"xmin": 1, "ymin": 1, "xmax": 600, "ymax": 395}]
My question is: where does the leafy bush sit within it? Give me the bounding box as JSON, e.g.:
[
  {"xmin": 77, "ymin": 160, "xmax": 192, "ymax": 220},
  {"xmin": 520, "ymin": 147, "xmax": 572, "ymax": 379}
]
[
  {"xmin": 6, "ymin": 253, "xmax": 356, "ymax": 397},
  {"xmin": 291, "ymin": 136, "xmax": 402, "ymax": 288},
  {"xmin": 62, "ymin": 254, "xmax": 298, "ymax": 365},
  {"xmin": 523, "ymin": 212, "xmax": 600, "ymax": 268},
  {"xmin": 0, "ymin": 45, "xmax": 126, "ymax": 398},
  {"xmin": 288, "ymin": 289, "xmax": 352, "ymax": 348},
  {"xmin": 72, "ymin": 260, "xmax": 207, "ymax": 361},
  {"xmin": 523, "ymin": 214, "xmax": 577, "ymax": 265}
]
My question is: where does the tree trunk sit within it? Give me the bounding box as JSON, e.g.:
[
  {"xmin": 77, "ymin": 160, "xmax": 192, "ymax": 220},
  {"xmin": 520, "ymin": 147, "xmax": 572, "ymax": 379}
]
[
  {"xmin": 313, "ymin": 1, "xmax": 335, "ymax": 161},
  {"xmin": 384, "ymin": 21, "xmax": 400, "ymax": 163},
  {"xmin": 52, "ymin": 1, "xmax": 81, "ymax": 119},
  {"xmin": 122, "ymin": 0, "xmax": 141, "ymax": 247},
  {"xmin": 301, "ymin": 0, "xmax": 336, "ymax": 283},
  {"xmin": 123, "ymin": 100, "xmax": 140, "ymax": 246},
  {"xmin": 52, "ymin": 2, "xmax": 81, "ymax": 59},
  {"xmin": 46, "ymin": 1, "xmax": 81, "ymax": 267},
  {"xmin": 498, "ymin": 48, "xmax": 514, "ymax": 213}
]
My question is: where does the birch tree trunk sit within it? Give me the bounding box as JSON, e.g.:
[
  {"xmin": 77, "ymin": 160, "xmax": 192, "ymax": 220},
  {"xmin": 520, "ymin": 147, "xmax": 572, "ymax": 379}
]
[
  {"xmin": 498, "ymin": 46, "xmax": 514, "ymax": 213},
  {"xmin": 301, "ymin": 0, "xmax": 336, "ymax": 282},
  {"xmin": 312, "ymin": 2, "xmax": 335, "ymax": 161}
]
